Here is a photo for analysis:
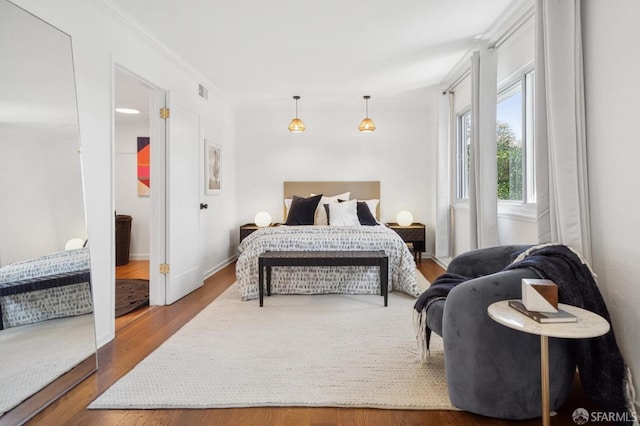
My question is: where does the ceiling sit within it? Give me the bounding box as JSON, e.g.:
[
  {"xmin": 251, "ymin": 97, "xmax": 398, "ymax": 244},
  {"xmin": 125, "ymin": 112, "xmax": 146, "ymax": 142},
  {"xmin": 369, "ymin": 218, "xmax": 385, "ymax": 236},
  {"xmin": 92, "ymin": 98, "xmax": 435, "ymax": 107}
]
[
  {"xmin": 109, "ymin": 0, "xmax": 518, "ymax": 105},
  {"xmin": 114, "ymin": 68, "xmax": 152, "ymax": 124}
]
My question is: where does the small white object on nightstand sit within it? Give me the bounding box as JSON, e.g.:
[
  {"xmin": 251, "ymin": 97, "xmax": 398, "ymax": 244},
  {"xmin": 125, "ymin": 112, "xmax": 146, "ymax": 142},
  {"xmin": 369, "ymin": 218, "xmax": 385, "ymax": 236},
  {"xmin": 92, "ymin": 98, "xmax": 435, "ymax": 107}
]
[
  {"xmin": 254, "ymin": 211, "xmax": 272, "ymax": 227},
  {"xmin": 396, "ymin": 210, "xmax": 413, "ymax": 227}
]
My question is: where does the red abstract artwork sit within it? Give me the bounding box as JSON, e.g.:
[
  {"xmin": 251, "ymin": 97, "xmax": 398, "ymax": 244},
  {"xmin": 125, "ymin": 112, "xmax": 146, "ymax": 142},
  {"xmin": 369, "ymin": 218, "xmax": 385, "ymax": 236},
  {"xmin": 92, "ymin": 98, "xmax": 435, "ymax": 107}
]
[{"xmin": 137, "ymin": 137, "xmax": 150, "ymax": 196}]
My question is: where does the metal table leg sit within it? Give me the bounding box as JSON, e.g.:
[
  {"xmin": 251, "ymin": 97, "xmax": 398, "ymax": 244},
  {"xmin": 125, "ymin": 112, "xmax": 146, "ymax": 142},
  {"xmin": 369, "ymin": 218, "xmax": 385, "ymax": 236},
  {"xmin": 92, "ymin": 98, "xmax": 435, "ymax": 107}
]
[{"xmin": 541, "ymin": 335, "xmax": 550, "ymax": 426}]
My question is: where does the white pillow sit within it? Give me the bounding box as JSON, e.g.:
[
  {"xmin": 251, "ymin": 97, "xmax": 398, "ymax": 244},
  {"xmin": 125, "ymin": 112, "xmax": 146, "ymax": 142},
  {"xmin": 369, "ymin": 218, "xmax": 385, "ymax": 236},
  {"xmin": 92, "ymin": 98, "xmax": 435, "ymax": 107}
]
[
  {"xmin": 311, "ymin": 192, "xmax": 350, "ymax": 225},
  {"xmin": 328, "ymin": 199, "xmax": 360, "ymax": 226},
  {"xmin": 284, "ymin": 198, "xmax": 293, "ymax": 219}
]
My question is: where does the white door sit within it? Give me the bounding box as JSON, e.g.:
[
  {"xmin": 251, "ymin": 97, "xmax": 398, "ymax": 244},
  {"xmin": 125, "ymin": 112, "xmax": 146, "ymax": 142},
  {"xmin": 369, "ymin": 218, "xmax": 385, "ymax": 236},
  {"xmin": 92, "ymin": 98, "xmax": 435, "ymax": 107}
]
[{"xmin": 165, "ymin": 98, "xmax": 202, "ymax": 304}]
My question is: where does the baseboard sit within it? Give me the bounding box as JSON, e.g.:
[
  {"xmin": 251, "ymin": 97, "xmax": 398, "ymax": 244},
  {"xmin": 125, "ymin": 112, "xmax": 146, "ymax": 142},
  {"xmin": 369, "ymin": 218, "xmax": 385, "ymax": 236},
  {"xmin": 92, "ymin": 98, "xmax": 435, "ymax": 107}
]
[
  {"xmin": 431, "ymin": 254, "xmax": 451, "ymax": 269},
  {"xmin": 202, "ymin": 255, "xmax": 237, "ymax": 280},
  {"xmin": 96, "ymin": 331, "xmax": 113, "ymax": 349},
  {"xmin": 129, "ymin": 254, "xmax": 150, "ymax": 261}
]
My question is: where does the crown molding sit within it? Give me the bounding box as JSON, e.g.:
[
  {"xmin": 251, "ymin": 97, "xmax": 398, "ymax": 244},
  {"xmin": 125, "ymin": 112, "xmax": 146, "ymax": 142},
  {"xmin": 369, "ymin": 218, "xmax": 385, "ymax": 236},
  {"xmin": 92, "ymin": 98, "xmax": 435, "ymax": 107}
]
[
  {"xmin": 92, "ymin": 0, "xmax": 232, "ymax": 105},
  {"xmin": 439, "ymin": 0, "xmax": 535, "ymax": 91}
]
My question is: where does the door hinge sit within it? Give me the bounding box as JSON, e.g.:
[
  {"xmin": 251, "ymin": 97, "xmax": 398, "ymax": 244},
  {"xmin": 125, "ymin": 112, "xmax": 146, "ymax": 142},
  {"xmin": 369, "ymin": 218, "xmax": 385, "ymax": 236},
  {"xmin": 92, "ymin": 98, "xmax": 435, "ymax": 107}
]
[
  {"xmin": 160, "ymin": 107, "xmax": 170, "ymax": 119},
  {"xmin": 159, "ymin": 263, "xmax": 170, "ymax": 274}
]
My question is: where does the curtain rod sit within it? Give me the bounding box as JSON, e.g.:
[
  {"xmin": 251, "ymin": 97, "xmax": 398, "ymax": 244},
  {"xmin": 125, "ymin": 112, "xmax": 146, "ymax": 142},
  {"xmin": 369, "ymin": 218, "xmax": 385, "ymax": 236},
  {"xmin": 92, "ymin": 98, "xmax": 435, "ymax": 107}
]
[
  {"xmin": 489, "ymin": 4, "xmax": 535, "ymax": 51},
  {"xmin": 443, "ymin": 4, "xmax": 534, "ymax": 95},
  {"xmin": 443, "ymin": 69, "xmax": 471, "ymax": 95}
]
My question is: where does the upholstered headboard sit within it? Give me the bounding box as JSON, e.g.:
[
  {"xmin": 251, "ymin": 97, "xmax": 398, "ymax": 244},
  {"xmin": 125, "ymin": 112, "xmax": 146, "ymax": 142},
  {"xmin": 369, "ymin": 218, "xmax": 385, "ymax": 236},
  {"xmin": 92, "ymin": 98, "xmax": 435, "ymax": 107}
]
[{"xmin": 283, "ymin": 181, "xmax": 381, "ymax": 219}]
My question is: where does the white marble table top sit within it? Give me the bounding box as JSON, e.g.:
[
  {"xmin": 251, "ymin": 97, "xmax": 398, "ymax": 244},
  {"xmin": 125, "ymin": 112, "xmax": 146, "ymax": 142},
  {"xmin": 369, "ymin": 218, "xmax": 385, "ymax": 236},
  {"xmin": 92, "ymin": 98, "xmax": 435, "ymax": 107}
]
[{"xmin": 488, "ymin": 300, "xmax": 610, "ymax": 339}]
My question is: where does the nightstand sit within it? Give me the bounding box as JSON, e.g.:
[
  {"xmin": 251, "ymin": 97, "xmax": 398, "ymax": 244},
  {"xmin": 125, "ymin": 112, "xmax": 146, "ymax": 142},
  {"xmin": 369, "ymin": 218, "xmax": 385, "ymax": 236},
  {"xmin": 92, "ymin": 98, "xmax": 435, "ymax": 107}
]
[
  {"xmin": 239, "ymin": 223, "xmax": 280, "ymax": 243},
  {"xmin": 386, "ymin": 222, "xmax": 425, "ymax": 263}
]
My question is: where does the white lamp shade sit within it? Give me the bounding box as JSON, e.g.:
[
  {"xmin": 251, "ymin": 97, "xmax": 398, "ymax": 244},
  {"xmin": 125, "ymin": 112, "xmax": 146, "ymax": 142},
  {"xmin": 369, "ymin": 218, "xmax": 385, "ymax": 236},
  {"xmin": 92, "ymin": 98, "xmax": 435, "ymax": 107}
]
[
  {"xmin": 65, "ymin": 238, "xmax": 85, "ymax": 250},
  {"xmin": 254, "ymin": 211, "xmax": 272, "ymax": 227},
  {"xmin": 396, "ymin": 210, "xmax": 414, "ymax": 227}
]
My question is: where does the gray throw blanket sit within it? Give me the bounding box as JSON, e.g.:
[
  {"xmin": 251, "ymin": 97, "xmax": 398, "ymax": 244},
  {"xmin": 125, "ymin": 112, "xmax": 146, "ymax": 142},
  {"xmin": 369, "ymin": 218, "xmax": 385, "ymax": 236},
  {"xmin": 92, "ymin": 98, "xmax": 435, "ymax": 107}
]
[{"xmin": 414, "ymin": 244, "xmax": 636, "ymax": 425}]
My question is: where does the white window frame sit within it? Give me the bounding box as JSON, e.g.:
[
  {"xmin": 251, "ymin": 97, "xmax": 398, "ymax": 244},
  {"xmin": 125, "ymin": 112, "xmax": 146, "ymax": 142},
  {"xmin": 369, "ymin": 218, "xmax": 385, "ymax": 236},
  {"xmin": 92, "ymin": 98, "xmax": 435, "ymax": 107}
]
[{"xmin": 456, "ymin": 109, "xmax": 471, "ymax": 201}]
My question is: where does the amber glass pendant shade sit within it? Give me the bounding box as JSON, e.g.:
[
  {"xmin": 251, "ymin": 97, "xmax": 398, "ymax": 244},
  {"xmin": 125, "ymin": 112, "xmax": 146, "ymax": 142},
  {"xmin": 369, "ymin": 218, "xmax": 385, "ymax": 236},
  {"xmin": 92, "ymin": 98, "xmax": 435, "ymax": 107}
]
[
  {"xmin": 358, "ymin": 117, "xmax": 376, "ymax": 132},
  {"xmin": 359, "ymin": 95, "xmax": 375, "ymax": 132},
  {"xmin": 288, "ymin": 95, "xmax": 305, "ymax": 132},
  {"xmin": 288, "ymin": 117, "xmax": 305, "ymax": 132}
]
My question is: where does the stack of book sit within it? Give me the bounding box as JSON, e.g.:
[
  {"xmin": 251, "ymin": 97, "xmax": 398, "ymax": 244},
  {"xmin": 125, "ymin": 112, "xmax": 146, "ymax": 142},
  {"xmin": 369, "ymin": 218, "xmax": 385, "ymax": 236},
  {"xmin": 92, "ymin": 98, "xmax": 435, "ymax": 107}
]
[{"xmin": 508, "ymin": 300, "xmax": 577, "ymax": 323}]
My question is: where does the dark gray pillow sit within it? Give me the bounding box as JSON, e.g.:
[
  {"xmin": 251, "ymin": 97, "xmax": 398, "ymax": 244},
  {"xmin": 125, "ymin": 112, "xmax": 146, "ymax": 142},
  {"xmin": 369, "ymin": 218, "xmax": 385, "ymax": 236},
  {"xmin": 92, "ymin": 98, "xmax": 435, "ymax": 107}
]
[
  {"xmin": 285, "ymin": 194, "xmax": 322, "ymax": 225},
  {"xmin": 356, "ymin": 201, "xmax": 378, "ymax": 226}
]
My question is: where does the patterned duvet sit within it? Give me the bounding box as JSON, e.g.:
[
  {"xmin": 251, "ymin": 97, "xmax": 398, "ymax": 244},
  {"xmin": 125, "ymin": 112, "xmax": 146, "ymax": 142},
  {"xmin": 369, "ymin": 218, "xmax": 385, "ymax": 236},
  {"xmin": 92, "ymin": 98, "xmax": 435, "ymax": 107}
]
[
  {"xmin": 0, "ymin": 248, "xmax": 93, "ymax": 329},
  {"xmin": 236, "ymin": 225, "xmax": 421, "ymax": 301}
]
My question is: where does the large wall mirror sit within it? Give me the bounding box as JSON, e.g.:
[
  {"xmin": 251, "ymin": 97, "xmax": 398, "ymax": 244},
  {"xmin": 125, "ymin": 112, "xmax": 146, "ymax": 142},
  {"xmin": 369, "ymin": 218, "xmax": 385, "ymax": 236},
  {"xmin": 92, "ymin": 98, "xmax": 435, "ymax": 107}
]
[{"xmin": 0, "ymin": 0, "xmax": 96, "ymax": 423}]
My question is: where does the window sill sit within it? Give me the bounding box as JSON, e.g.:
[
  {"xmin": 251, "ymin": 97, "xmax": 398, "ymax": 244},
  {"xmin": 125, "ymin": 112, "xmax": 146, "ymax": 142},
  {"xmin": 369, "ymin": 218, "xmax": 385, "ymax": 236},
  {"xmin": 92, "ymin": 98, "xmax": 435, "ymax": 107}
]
[
  {"xmin": 452, "ymin": 201, "xmax": 536, "ymax": 223},
  {"xmin": 498, "ymin": 202, "xmax": 536, "ymax": 223}
]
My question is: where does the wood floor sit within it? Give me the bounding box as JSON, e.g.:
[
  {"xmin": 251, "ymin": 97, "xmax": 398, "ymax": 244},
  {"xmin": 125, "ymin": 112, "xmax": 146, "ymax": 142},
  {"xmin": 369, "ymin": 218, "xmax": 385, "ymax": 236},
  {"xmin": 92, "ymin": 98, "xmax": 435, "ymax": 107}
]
[
  {"xmin": 27, "ymin": 259, "xmax": 599, "ymax": 425},
  {"xmin": 115, "ymin": 260, "xmax": 153, "ymax": 332}
]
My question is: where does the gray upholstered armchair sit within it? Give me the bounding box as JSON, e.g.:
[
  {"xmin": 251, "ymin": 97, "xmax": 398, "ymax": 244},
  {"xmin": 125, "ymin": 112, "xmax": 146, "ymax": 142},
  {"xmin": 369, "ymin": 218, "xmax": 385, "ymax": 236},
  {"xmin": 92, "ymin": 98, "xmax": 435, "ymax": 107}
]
[{"xmin": 426, "ymin": 245, "xmax": 576, "ymax": 420}]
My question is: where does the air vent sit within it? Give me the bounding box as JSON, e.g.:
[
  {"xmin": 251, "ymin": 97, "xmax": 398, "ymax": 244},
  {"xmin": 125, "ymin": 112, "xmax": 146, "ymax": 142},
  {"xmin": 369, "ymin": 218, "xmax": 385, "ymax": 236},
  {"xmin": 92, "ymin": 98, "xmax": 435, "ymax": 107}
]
[{"xmin": 198, "ymin": 84, "xmax": 208, "ymax": 100}]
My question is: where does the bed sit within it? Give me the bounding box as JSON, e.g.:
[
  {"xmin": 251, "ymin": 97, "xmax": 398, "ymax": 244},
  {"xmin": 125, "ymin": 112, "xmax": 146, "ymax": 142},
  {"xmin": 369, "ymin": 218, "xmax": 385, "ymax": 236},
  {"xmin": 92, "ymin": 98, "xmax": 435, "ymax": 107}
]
[
  {"xmin": 0, "ymin": 247, "xmax": 93, "ymax": 329},
  {"xmin": 236, "ymin": 181, "xmax": 421, "ymax": 301}
]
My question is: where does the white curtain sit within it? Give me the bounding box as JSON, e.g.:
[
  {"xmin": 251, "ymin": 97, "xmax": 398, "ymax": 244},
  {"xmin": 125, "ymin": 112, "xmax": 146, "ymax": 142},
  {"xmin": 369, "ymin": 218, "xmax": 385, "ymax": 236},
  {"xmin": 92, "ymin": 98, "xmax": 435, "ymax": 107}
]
[
  {"xmin": 535, "ymin": 0, "xmax": 591, "ymax": 261},
  {"xmin": 469, "ymin": 49, "xmax": 499, "ymax": 249},
  {"xmin": 435, "ymin": 92, "xmax": 452, "ymax": 258}
]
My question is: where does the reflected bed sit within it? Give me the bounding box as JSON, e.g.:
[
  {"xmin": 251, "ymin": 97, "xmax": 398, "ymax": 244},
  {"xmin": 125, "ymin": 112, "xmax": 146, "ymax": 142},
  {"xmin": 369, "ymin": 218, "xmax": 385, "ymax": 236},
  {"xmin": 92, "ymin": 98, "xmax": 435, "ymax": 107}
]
[{"xmin": 0, "ymin": 248, "xmax": 92, "ymax": 329}]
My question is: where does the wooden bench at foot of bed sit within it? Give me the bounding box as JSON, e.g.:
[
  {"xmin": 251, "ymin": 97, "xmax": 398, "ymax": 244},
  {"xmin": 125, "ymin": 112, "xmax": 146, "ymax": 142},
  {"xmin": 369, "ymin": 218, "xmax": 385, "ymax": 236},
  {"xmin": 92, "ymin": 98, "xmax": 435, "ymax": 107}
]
[
  {"xmin": 0, "ymin": 270, "xmax": 92, "ymax": 329},
  {"xmin": 257, "ymin": 250, "xmax": 389, "ymax": 307}
]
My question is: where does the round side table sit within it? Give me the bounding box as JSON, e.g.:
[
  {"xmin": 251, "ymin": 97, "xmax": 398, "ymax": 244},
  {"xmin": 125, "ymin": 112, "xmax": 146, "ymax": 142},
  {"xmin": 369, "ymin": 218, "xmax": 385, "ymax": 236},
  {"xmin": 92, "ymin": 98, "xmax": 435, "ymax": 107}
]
[{"xmin": 488, "ymin": 300, "xmax": 609, "ymax": 426}]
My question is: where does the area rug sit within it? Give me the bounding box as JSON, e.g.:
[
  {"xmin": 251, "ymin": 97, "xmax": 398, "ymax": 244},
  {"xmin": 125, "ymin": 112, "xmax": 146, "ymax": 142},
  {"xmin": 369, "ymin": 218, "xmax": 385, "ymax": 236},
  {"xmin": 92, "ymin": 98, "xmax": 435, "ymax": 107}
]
[
  {"xmin": 90, "ymin": 272, "xmax": 454, "ymax": 410},
  {"xmin": 115, "ymin": 279, "xmax": 149, "ymax": 317}
]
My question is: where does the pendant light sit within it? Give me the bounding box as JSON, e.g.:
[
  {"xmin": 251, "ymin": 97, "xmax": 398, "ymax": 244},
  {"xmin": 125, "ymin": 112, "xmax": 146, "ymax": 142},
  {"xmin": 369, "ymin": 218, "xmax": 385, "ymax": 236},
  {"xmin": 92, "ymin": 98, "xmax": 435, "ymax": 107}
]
[
  {"xmin": 358, "ymin": 95, "xmax": 376, "ymax": 132},
  {"xmin": 288, "ymin": 95, "xmax": 305, "ymax": 132}
]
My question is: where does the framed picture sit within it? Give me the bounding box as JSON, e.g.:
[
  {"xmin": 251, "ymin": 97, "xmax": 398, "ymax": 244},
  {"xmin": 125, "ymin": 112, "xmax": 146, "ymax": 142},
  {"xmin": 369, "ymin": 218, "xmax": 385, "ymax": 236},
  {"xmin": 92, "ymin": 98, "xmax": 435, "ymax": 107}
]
[{"xmin": 205, "ymin": 140, "xmax": 221, "ymax": 195}]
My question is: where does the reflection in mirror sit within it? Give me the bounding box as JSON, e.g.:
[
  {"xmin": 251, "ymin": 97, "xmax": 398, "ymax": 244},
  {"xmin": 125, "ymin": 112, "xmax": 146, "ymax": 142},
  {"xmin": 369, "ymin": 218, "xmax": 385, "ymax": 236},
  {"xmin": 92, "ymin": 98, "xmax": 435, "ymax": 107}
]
[{"xmin": 0, "ymin": 0, "xmax": 96, "ymax": 423}]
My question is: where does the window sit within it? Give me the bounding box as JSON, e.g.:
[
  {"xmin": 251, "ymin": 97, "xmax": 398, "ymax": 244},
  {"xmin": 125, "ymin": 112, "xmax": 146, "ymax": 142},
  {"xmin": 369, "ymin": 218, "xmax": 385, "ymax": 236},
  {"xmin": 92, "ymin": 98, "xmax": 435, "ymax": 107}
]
[
  {"xmin": 456, "ymin": 110, "xmax": 471, "ymax": 200},
  {"xmin": 496, "ymin": 83, "xmax": 523, "ymax": 201},
  {"xmin": 496, "ymin": 70, "xmax": 535, "ymax": 205},
  {"xmin": 454, "ymin": 70, "xmax": 535, "ymax": 206}
]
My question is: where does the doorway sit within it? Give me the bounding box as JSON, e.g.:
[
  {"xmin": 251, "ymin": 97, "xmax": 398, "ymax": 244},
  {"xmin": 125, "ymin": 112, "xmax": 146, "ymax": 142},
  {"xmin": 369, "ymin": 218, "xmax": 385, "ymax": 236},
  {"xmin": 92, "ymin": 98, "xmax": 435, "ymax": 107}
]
[
  {"xmin": 112, "ymin": 65, "xmax": 204, "ymax": 332},
  {"xmin": 113, "ymin": 67, "xmax": 156, "ymax": 331}
]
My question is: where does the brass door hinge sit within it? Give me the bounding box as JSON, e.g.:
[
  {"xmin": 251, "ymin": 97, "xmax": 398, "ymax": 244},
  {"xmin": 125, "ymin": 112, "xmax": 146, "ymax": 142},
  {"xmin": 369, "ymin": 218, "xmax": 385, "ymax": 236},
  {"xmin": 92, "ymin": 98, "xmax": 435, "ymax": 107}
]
[
  {"xmin": 159, "ymin": 263, "xmax": 170, "ymax": 274},
  {"xmin": 160, "ymin": 107, "xmax": 170, "ymax": 119}
]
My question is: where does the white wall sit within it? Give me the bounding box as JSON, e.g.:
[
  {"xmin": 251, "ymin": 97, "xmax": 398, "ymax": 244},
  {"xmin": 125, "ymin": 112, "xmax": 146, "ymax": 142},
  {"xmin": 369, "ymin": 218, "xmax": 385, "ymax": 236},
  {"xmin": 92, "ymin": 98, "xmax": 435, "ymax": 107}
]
[
  {"xmin": 582, "ymin": 0, "xmax": 640, "ymax": 409},
  {"xmin": 13, "ymin": 0, "xmax": 238, "ymax": 348},
  {"xmin": 41, "ymin": 134, "xmax": 87, "ymax": 251},
  {"xmin": 236, "ymin": 90, "xmax": 438, "ymax": 254},
  {"xmin": 0, "ymin": 131, "xmax": 85, "ymax": 266},
  {"xmin": 0, "ymin": 133, "xmax": 57, "ymax": 265},
  {"xmin": 201, "ymin": 96, "xmax": 238, "ymax": 277},
  {"xmin": 114, "ymin": 119, "xmax": 151, "ymax": 260}
]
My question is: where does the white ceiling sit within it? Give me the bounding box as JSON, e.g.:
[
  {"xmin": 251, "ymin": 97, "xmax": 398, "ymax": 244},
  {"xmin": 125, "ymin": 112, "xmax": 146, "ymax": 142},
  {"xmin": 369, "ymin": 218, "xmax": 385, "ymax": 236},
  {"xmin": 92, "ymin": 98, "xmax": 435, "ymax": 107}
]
[
  {"xmin": 109, "ymin": 0, "xmax": 519, "ymax": 105},
  {"xmin": 114, "ymin": 68, "xmax": 152, "ymax": 124}
]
